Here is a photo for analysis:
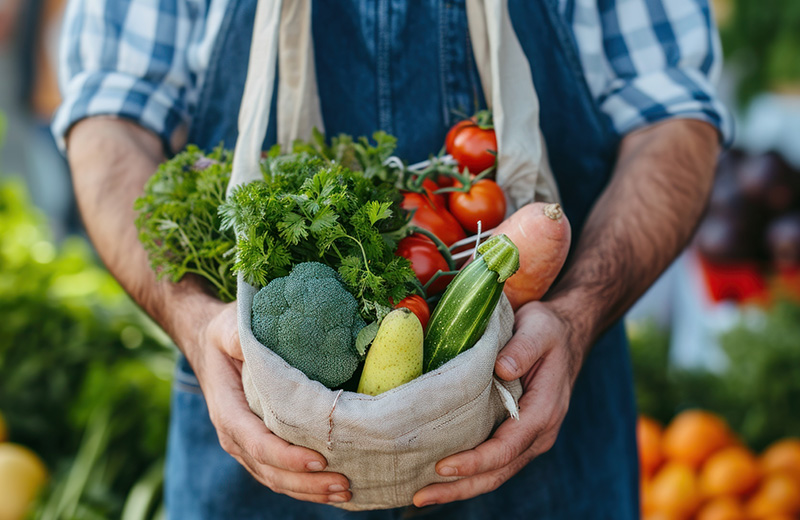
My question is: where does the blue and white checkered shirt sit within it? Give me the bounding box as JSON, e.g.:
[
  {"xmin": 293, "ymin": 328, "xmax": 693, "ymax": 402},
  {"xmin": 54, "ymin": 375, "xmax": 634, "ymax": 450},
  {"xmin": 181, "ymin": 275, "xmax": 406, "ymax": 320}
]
[{"xmin": 52, "ymin": 0, "xmax": 732, "ymax": 151}]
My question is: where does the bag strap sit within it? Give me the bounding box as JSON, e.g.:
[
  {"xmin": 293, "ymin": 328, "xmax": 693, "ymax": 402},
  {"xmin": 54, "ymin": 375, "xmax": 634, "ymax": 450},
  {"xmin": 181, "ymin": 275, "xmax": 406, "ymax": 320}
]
[
  {"xmin": 228, "ymin": 0, "xmax": 323, "ymax": 196},
  {"xmin": 230, "ymin": 0, "xmax": 558, "ymax": 208},
  {"xmin": 466, "ymin": 0, "xmax": 561, "ymax": 207}
]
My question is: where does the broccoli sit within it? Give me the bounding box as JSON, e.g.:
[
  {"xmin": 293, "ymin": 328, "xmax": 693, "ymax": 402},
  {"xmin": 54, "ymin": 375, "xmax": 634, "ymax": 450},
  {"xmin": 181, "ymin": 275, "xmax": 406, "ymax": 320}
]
[{"xmin": 251, "ymin": 262, "xmax": 366, "ymax": 388}]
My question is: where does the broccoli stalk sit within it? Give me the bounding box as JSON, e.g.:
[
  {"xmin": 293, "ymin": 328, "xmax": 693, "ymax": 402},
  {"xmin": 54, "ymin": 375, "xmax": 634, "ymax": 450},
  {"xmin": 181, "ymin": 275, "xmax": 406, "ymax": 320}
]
[{"xmin": 251, "ymin": 262, "xmax": 366, "ymax": 388}]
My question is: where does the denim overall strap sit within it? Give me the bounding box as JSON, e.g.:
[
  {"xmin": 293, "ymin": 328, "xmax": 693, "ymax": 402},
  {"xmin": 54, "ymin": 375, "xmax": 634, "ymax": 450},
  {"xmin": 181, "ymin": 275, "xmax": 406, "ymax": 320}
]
[
  {"xmin": 167, "ymin": 1, "xmax": 638, "ymax": 518},
  {"xmin": 509, "ymin": 0, "xmax": 621, "ymax": 239}
]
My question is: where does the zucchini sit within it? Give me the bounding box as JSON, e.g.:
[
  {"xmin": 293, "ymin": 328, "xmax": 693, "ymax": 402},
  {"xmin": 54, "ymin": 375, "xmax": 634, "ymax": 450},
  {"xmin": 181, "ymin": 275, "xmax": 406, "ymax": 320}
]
[{"xmin": 423, "ymin": 234, "xmax": 519, "ymax": 372}]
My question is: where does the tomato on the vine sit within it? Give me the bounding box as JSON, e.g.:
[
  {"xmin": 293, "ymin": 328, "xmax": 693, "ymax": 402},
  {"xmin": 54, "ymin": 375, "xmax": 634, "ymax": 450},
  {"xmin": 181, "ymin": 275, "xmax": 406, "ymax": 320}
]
[
  {"xmin": 421, "ymin": 178, "xmax": 447, "ymax": 210},
  {"xmin": 394, "ymin": 294, "xmax": 431, "ymax": 330},
  {"xmin": 445, "ymin": 118, "xmax": 497, "ymax": 174},
  {"xmin": 401, "ymin": 192, "xmax": 466, "ymax": 247},
  {"xmin": 395, "ymin": 235, "xmax": 452, "ymax": 294},
  {"xmin": 448, "ymin": 179, "xmax": 507, "ymax": 234}
]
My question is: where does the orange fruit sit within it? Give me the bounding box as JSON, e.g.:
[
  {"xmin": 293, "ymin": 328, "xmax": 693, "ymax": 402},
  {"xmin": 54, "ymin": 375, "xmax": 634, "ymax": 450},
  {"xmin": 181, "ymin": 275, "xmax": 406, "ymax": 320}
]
[
  {"xmin": 700, "ymin": 446, "xmax": 761, "ymax": 497},
  {"xmin": 758, "ymin": 515, "xmax": 796, "ymax": 520},
  {"xmin": 0, "ymin": 443, "xmax": 48, "ymax": 520},
  {"xmin": 696, "ymin": 496, "xmax": 747, "ymax": 520},
  {"xmin": 662, "ymin": 410, "xmax": 732, "ymax": 468},
  {"xmin": 642, "ymin": 512, "xmax": 682, "ymax": 520},
  {"xmin": 649, "ymin": 462, "xmax": 701, "ymax": 519},
  {"xmin": 642, "ymin": 478, "xmax": 656, "ymax": 516},
  {"xmin": 761, "ymin": 438, "xmax": 800, "ymax": 486},
  {"xmin": 639, "ymin": 416, "xmax": 665, "ymax": 478},
  {"xmin": 745, "ymin": 472, "xmax": 800, "ymax": 518}
]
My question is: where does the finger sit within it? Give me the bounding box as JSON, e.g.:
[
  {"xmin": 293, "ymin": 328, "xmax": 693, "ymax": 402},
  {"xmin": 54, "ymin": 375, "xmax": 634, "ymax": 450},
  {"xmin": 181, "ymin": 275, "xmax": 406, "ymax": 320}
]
[
  {"xmin": 216, "ymin": 390, "xmax": 330, "ymax": 473},
  {"xmin": 414, "ymin": 461, "xmax": 526, "ymax": 507},
  {"xmin": 208, "ymin": 355, "xmax": 330, "ymax": 473},
  {"xmin": 283, "ymin": 490, "xmax": 353, "ymax": 505},
  {"xmin": 435, "ymin": 399, "xmax": 540, "ymax": 477},
  {"xmin": 230, "ymin": 449, "xmax": 350, "ymax": 496},
  {"xmin": 209, "ymin": 303, "xmax": 244, "ymax": 361},
  {"xmin": 438, "ymin": 354, "xmax": 570, "ymax": 478}
]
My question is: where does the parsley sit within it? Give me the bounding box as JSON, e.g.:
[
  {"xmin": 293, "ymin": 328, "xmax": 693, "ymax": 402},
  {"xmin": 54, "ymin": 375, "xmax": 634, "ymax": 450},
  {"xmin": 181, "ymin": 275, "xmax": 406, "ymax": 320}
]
[
  {"xmin": 220, "ymin": 154, "xmax": 414, "ymax": 320},
  {"xmin": 134, "ymin": 135, "xmax": 414, "ymax": 319},
  {"xmin": 134, "ymin": 146, "xmax": 237, "ymax": 302}
]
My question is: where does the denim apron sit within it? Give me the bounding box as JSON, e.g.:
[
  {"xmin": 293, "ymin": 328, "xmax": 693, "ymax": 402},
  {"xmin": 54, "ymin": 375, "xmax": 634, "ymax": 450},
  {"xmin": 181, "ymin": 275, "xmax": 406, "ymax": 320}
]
[{"xmin": 165, "ymin": 1, "xmax": 639, "ymax": 518}]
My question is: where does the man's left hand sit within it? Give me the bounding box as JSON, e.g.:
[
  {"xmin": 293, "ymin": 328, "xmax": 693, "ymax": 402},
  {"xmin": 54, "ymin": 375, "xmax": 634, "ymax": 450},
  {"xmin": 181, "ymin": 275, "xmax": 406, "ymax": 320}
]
[{"xmin": 412, "ymin": 300, "xmax": 586, "ymax": 507}]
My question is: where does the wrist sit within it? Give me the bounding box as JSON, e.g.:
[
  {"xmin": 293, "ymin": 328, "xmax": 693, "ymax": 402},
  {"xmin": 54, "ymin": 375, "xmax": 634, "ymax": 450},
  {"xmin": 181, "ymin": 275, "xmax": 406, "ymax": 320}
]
[
  {"xmin": 155, "ymin": 277, "xmax": 229, "ymax": 365},
  {"xmin": 540, "ymin": 288, "xmax": 598, "ymax": 359}
]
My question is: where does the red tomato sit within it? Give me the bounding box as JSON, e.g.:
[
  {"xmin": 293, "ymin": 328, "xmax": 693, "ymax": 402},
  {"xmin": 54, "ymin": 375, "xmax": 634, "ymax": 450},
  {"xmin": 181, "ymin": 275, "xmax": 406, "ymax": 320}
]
[
  {"xmin": 446, "ymin": 120, "xmax": 497, "ymax": 174},
  {"xmin": 448, "ymin": 179, "xmax": 507, "ymax": 234},
  {"xmin": 435, "ymin": 173, "xmax": 457, "ymax": 188},
  {"xmin": 445, "ymin": 119, "xmax": 475, "ymax": 154},
  {"xmin": 394, "ymin": 294, "xmax": 430, "ymax": 330},
  {"xmin": 395, "ymin": 235, "xmax": 452, "ymax": 294},
  {"xmin": 421, "ymin": 178, "xmax": 447, "ymax": 210},
  {"xmin": 401, "ymin": 192, "xmax": 466, "ymax": 247}
]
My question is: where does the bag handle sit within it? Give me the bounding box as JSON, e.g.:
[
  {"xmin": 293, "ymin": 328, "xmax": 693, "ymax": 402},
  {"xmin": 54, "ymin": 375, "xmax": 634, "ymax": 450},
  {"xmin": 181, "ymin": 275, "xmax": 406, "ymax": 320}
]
[
  {"xmin": 230, "ymin": 0, "xmax": 559, "ymax": 208},
  {"xmin": 466, "ymin": 0, "xmax": 560, "ymax": 208},
  {"xmin": 228, "ymin": 0, "xmax": 322, "ymax": 197}
]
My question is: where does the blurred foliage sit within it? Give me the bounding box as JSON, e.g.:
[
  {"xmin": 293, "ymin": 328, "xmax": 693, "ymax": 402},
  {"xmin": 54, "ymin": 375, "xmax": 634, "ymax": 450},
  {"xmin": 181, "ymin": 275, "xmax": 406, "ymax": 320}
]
[
  {"xmin": 720, "ymin": 0, "xmax": 800, "ymax": 104},
  {"xmin": 0, "ymin": 178, "xmax": 175, "ymax": 519},
  {"xmin": 630, "ymin": 300, "xmax": 800, "ymax": 451}
]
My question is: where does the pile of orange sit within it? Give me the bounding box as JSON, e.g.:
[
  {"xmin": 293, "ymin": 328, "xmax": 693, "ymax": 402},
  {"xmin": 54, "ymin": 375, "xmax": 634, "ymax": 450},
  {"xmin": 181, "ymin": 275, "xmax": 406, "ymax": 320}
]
[{"xmin": 640, "ymin": 410, "xmax": 800, "ymax": 520}]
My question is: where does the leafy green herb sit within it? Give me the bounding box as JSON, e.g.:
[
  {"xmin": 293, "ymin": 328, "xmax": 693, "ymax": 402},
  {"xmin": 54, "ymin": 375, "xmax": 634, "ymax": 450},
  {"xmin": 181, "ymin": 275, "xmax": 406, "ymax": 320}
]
[
  {"xmin": 133, "ymin": 145, "xmax": 237, "ymax": 302},
  {"xmin": 292, "ymin": 129, "xmax": 401, "ymax": 183},
  {"xmin": 220, "ymin": 154, "xmax": 414, "ymax": 320}
]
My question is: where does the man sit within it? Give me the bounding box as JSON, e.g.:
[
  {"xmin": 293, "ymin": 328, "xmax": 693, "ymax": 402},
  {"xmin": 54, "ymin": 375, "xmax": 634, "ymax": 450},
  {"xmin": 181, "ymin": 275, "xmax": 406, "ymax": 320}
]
[{"xmin": 54, "ymin": 0, "xmax": 729, "ymax": 518}]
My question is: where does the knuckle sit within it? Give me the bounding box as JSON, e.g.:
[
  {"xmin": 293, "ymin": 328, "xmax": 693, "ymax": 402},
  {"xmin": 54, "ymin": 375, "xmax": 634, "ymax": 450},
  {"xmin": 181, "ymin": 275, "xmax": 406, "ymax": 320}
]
[
  {"xmin": 487, "ymin": 473, "xmax": 508, "ymax": 493},
  {"xmin": 218, "ymin": 434, "xmax": 237, "ymax": 455},
  {"xmin": 245, "ymin": 440, "xmax": 270, "ymax": 466},
  {"xmin": 259, "ymin": 471, "xmax": 279, "ymax": 492},
  {"xmin": 498, "ymin": 442, "xmax": 518, "ymax": 467}
]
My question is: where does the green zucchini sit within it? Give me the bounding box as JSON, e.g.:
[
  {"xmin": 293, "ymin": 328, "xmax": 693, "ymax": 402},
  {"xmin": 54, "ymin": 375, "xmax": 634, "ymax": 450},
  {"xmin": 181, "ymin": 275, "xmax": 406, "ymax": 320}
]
[{"xmin": 423, "ymin": 234, "xmax": 519, "ymax": 372}]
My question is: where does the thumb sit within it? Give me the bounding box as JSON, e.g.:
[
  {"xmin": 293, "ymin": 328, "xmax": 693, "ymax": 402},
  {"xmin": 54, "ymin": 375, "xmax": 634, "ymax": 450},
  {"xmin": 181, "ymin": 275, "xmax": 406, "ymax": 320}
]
[
  {"xmin": 495, "ymin": 309, "xmax": 551, "ymax": 381},
  {"xmin": 209, "ymin": 302, "xmax": 243, "ymax": 361}
]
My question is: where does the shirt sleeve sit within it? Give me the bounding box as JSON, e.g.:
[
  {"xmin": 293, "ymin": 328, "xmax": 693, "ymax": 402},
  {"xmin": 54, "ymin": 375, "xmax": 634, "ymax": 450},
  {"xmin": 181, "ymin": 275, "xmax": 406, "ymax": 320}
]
[
  {"xmin": 568, "ymin": 0, "xmax": 733, "ymax": 144},
  {"xmin": 52, "ymin": 0, "xmax": 195, "ymax": 153}
]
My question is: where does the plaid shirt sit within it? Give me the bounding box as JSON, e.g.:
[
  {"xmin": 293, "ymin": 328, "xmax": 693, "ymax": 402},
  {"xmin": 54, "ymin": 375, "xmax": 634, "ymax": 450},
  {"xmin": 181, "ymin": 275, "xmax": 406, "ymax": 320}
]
[{"xmin": 52, "ymin": 0, "xmax": 732, "ymax": 151}]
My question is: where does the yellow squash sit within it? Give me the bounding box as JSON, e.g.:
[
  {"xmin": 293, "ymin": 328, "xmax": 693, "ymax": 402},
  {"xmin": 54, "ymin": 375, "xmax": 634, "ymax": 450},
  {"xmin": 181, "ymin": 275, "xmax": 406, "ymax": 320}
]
[{"xmin": 357, "ymin": 308, "xmax": 423, "ymax": 396}]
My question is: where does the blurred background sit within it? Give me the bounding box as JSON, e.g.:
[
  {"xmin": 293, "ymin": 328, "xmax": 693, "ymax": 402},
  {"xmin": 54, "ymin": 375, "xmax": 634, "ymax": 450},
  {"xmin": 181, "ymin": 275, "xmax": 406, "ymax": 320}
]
[{"xmin": 1, "ymin": 1, "xmax": 799, "ymax": 519}]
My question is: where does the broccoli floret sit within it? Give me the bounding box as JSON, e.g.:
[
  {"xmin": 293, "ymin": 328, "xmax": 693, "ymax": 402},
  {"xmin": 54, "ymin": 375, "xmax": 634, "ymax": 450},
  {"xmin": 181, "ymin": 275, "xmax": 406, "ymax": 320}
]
[{"xmin": 251, "ymin": 262, "xmax": 366, "ymax": 388}]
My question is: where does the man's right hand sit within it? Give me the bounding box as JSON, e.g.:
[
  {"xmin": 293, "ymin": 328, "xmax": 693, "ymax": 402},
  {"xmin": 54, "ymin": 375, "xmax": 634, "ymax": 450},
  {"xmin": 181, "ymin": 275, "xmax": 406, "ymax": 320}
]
[
  {"xmin": 189, "ymin": 301, "xmax": 352, "ymax": 504},
  {"xmin": 66, "ymin": 117, "xmax": 351, "ymax": 505}
]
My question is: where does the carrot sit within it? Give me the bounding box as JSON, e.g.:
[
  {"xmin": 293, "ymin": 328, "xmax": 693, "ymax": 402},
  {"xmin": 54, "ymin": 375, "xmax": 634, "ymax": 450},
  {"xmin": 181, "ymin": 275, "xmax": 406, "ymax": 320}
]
[{"xmin": 492, "ymin": 203, "xmax": 571, "ymax": 310}]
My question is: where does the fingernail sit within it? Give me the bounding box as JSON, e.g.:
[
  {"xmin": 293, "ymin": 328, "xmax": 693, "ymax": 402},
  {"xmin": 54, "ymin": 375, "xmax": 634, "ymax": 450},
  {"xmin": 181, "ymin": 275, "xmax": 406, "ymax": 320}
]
[
  {"xmin": 328, "ymin": 484, "xmax": 346, "ymax": 493},
  {"xmin": 329, "ymin": 494, "xmax": 349, "ymax": 503},
  {"xmin": 306, "ymin": 461, "xmax": 324, "ymax": 471},
  {"xmin": 498, "ymin": 356, "xmax": 518, "ymax": 376},
  {"xmin": 438, "ymin": 466, "xmax": 457, "ymax": 476}
]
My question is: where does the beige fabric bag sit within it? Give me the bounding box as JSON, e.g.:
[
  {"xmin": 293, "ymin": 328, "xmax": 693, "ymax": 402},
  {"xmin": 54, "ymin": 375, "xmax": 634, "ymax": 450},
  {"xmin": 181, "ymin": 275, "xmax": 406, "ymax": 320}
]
[{"xmin": 229, "ymin": 0, "xmax": 557, "ymax": 510}]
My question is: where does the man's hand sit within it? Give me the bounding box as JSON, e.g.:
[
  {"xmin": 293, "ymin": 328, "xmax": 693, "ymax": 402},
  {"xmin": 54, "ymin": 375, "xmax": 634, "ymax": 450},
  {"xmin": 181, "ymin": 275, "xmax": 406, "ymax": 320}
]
[
  {"xmin": 189, "ymin": 302, "xmax": 352, "ymax": 503},
  {"xmin": 413, "ymin": 301, "xmax": 582, "ymax": 507},
  {"xmin": 66, "ymin": 118, "xmax": 351, "ymax": 504},
  {"xmin": 413, "ymin": 119, "xmax": 720, "ymax": 507}
]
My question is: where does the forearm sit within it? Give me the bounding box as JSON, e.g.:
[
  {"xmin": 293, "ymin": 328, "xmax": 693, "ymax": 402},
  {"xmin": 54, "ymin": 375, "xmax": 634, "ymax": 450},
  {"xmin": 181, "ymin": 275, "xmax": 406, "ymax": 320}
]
[
  {"xmin": 546, "ymin": 119, "xmax": 720, "ymax": 352},
  {"xmin": 66, "ymin": 118, "xmax": 223, "ymax": 358}
]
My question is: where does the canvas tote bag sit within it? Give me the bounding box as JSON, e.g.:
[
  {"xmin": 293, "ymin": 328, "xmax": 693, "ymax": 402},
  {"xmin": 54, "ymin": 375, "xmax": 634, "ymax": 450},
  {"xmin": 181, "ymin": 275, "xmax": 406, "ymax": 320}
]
[{"xmin": 228, "ymin": 0, "xmax": 559, "ymax": 510}]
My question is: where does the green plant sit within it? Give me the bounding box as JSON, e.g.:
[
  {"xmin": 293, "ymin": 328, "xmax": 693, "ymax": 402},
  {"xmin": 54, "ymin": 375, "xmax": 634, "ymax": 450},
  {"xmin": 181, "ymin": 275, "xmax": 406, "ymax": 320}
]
[
  {"xmin": 221, "ymin": 154, "xmax": 415, "ymax": 321},
  {"xmin": 251, "ymin": 262, "xmax": 366, "ymax": 388},
  {"xmin": 721, "ymin": 0, "xmax": 800, "ymax": 104},
  {"xmin": 0, "ymin": 177, "xmax": 174, "ymax": 520},
  {"xmin": 134, "ymin": 145, "xmax": 237, "ymax": 302}
]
